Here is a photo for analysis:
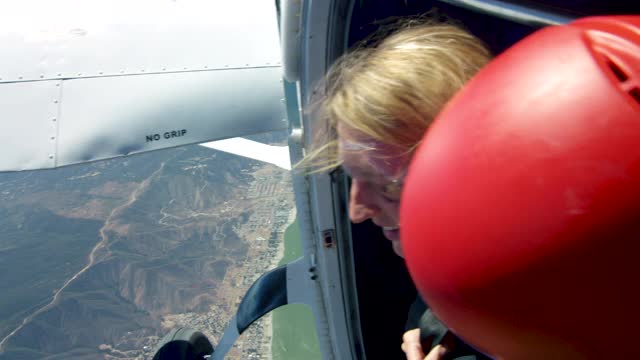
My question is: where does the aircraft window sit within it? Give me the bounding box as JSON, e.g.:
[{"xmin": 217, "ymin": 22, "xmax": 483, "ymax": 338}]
[{"xmin": 0, "ymin": 129, "xmax": 318, "ymax": 359}]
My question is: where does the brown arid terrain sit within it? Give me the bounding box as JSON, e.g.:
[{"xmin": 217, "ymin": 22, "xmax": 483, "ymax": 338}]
[{"xmin": 0, "ymin": 140, "xmax": 294, "ymax": 360}]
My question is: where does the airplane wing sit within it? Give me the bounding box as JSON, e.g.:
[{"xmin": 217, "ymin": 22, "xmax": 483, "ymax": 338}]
[
  {"xmin": 199, "ymin": 138, "xmax": 292, "ymax": 170},
  {"xmin": 0, "ymin": 0, "xmax": 286, "ymax": 172}
]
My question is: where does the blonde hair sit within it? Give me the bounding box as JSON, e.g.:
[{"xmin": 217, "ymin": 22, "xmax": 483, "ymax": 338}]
[{"xmin": 299, "ymin": 18, "xmax": 492, "ymax": 172}]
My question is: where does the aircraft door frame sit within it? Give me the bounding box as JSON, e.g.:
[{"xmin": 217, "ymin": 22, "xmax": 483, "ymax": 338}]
[{"xmin": 289, "ymin": 0, "xmax": 366, "ymax": 359}]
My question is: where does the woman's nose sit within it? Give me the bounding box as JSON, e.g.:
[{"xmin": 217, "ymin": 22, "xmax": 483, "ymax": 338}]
[{"xmin": 349, "ymin": 179, "xmax": 380, "ymax": 223}]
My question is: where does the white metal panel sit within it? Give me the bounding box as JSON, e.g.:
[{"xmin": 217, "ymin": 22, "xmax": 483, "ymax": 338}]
[
  {"xmin": 0, "ymin": 81, "xmax": 60, "ymax": 170},
  {"xmin": 56, "ymin": 67, "xmax": 286, "ymax": 167},
  {"xmin": 0, "ymin": 0, "xmax": 288, "ymax": 172},
  {"xmin": 0, "ymin": 0, "xmax": 281, "ymax": 82}
]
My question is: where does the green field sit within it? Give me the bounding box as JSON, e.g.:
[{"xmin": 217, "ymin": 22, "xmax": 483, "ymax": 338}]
[{"xmin": 271, "ymin": 219, "xmax": 322, "ymax": 359}]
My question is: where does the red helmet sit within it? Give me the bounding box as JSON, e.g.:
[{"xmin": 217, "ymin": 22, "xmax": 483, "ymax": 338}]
[{"xmin": 400, "ymin": 16, "xmax": 640, "ymax": 359}]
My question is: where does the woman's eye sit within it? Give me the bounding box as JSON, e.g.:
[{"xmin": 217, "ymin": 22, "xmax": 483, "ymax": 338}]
[{"xmin": 380, "ymin": 181, "xmax": 402, "ymax": 201}]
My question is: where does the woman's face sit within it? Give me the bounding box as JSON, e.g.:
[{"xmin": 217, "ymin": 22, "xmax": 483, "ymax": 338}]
[{"xmin": 338, "ymin": 125, "xmax": 411, "ymax": 257}]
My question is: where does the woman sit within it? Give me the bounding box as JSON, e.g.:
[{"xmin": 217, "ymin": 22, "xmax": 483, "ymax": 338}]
[
  {"xmin": 299, "ymin": 18, "xmax": 492, "ymax": 359},
  {"xmin": 303, "ymin": 19, "xmax": 490, "ymax": 256}
]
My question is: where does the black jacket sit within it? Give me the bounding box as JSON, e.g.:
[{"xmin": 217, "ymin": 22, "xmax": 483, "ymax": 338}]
[{"xmin": 406, "ymin": 296, "xmax": 491, "ymax": 360}]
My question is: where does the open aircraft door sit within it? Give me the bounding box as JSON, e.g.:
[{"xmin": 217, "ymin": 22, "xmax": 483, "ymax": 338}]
[{"xmin": 0, "ymin": 0, "xmax": 336, "ymax": 359}]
